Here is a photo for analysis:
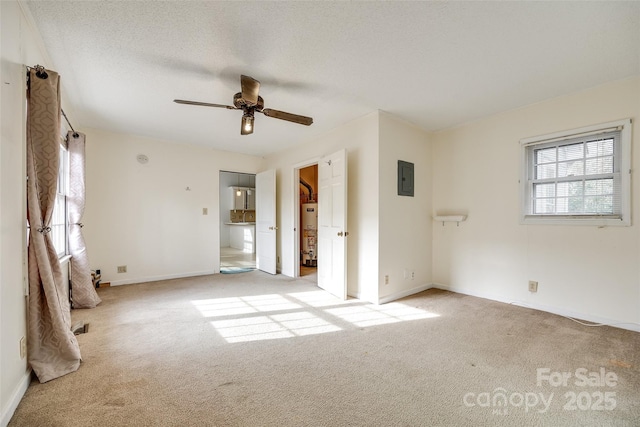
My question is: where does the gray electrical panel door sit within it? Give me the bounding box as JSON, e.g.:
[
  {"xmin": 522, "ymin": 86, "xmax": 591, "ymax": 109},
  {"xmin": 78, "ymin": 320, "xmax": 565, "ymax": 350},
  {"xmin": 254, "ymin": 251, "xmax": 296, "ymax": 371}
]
[{"xmin": 397, "ymin": 160, "xmax": 414, "ymax": 197}]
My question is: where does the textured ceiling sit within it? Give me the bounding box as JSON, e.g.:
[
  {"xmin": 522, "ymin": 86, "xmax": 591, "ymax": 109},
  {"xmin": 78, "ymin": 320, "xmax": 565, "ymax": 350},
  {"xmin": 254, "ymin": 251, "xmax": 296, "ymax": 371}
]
[{"xmin": 25, "ymin": 1, "xmax": 640, "ymax": 156}]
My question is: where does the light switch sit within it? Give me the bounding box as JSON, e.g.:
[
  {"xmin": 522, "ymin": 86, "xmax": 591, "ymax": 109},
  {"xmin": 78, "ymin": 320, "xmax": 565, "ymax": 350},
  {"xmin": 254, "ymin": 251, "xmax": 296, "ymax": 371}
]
[{"xmin": 203, "ymin": 208, "xmax": 208, "ymax": 215}]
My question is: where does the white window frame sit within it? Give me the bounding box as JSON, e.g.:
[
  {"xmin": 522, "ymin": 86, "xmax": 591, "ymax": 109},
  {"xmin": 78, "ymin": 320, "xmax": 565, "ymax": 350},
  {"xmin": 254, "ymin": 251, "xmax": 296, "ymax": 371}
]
[
  {"xmin": 51, "ymin": 142, "xmax": 69, "ymax": 258},
  {"xmin": 520, "ymin": 118, "xmax": 632, "ymax": 226}
]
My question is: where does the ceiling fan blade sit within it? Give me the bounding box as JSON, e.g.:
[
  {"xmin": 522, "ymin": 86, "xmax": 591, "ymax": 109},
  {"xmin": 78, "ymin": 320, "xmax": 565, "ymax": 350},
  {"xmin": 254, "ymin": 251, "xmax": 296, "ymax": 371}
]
[
  {"xmin": 240, "ymin": 75, "xmax": 260, "ymax": 106},
  {"xmin": 174, "ymin": 99, "xmax": 236, "ymax": 109},
  {"xmin": 261, "ymin": 108, "xmax": 313, "ymax": 126}
]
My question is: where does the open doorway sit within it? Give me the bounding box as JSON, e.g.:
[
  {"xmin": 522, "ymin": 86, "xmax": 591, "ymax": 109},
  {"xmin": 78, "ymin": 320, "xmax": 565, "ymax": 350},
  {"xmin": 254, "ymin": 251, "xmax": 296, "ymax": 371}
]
[
  {"xmin": 294, "ymin": 150, "xmax": 347, "ymax": 298},
  {"xmin": 296, "ymin": 164, "xmax": 318, "ymax": 282},
  {"xmin": 219, "ymin": 171, "xmax": 256, "ymax": 273}
]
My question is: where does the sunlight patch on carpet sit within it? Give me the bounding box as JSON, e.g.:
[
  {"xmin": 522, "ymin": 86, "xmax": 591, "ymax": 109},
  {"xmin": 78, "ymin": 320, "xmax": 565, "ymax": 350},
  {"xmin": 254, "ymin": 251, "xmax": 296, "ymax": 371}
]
[
  {"xmin": 211, "ymin": 312, "xmax": 342, "ymax": 343},
  {"xmin": 325, "ymin": 303, "xmax": 439, "ymax": 327},
  {"xmin": 286, "ymin": 290, "xmax": 355, "ymax": 307},
  {"xmin": 192, "ymin": 295, "xmax": 302, "ymax": 317},
  {"xmin": 192, "ymin": 291, "xmax": 439, "ymax": 343}
]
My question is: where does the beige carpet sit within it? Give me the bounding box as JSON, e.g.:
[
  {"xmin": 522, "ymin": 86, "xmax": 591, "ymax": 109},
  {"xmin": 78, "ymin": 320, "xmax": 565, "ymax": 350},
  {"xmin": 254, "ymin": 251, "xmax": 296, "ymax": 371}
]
[{"xmin": 9, "ymin": 271, "xmax": 640, "ymax": 426}]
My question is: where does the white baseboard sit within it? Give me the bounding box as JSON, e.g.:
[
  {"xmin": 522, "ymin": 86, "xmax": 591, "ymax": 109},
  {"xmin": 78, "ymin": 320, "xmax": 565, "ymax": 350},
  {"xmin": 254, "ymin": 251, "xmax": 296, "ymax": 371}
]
[
  {"xmin": 109, "ymin": 270, "xmax": 216, "ymax": 286},
  {"xmin": 378, "ymin": 283, "xmax": 433, "ymax": 304},
  {"xmin": 431, "ymin": 283, "xmax": 640, "ymax": 333},
  {"xmin": 1, "ymin": 369, "xmax": 31, "ymax": 427}
]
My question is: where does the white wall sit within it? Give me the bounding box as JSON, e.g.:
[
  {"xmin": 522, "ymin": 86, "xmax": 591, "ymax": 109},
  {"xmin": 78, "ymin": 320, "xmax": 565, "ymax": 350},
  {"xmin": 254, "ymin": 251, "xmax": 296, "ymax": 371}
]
[
  {"xmin": 83, "ymin": 128, "xmax": 264, "ymax": 285},
  {"xmin": 378, "ymin": 113, "xmax": 432, "ymax": 302},
  {"xmin": 432, "ymin": 76, "xmax": 640, "ymax": 329},
  {"xmin": 264, "ymin": 112, "xmax": 380, "ymax": 301}
]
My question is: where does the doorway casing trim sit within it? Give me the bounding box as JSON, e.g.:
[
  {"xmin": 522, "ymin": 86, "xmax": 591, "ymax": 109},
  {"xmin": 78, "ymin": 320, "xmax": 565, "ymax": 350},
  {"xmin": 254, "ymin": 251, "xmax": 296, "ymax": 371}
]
[{"xmin": 291, "ymin": 157, "xmax": 322, "ymax": 278}]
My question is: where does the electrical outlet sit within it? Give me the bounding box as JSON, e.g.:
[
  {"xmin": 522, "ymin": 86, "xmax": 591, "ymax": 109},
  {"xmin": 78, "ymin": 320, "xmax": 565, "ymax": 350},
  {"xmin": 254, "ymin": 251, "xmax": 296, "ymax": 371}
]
[
  {"xmin": 411, "ymin": 271, "xmax": 415, "ymax": 280},
  {"xmin": 277, "ymin": 256, "xmax": 280, "ymax": 264},
  {"xmin": 528, "ymin": 280, "xmax": 538, "ymax": 293},
  {"xmin": 384, "ymin": 275, "xmax": 389, "ymax": 285},
  {"xmin": 117, "ymin": 265, "xmax": 127, "ymax": 273},
  {"xmin": 20, "ymin": 336, "xmax": 26, "ymax": 359}
]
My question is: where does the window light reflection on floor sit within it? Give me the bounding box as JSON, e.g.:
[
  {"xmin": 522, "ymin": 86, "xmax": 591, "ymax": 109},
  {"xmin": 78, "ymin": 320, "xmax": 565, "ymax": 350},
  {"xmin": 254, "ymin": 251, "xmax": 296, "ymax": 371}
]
[
  {"xmin": 325, "ymin": 303, "xmax": 439, "ymax": 328},
  {"xmin": 192, "ymin": 291, "xmax": 439, "ymax": 343},
  {"xmin": 211, "ymin": 311, "xmax": 342, "ymax": 343},
  {"xmin": 285, "ymin": 290, "xmax": 354, "ymax": 307},
  {"xmin": 192, "ymin": 294, "xmax": 302, "ymax": 318}
]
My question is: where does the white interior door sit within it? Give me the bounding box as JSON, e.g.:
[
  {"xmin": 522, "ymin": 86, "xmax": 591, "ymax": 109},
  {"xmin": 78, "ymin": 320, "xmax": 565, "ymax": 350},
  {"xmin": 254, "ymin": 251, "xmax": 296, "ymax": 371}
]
[
  {"xmin": 318, "ymin": 149, "xmax": 347, "ymax": 299},
  {"xmin": 256, "ymin": 169, "xmax": 277, "ymax": 274}
]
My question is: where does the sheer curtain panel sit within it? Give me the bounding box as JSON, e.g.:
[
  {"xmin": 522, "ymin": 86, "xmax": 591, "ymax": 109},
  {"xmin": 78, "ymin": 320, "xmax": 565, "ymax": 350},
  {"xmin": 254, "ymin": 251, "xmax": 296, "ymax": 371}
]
[{"xmin": 67, "ymin": 131, "xmax": 101, "ymax": 308}]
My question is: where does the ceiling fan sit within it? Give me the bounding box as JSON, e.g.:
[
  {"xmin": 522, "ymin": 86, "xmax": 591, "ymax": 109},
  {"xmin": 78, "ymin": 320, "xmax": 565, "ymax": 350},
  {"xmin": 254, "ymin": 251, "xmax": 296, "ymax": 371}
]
[{"xmin": 174, "ymin": 75, "xmax": 313, "ymax": 135}]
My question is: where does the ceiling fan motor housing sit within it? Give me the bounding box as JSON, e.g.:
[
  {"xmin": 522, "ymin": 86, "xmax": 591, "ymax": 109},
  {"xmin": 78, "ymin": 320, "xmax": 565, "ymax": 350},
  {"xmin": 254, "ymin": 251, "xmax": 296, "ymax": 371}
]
[{"xmin": 234, "ymin": 92, "xmax": 264, "ymax": 111}]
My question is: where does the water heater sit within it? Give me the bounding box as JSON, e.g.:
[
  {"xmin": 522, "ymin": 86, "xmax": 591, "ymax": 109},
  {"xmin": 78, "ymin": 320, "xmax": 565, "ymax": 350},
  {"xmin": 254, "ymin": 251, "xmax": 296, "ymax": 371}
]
[{"xmin": 301, "ymin": 203, "xmax": 317, "ymax": 266}]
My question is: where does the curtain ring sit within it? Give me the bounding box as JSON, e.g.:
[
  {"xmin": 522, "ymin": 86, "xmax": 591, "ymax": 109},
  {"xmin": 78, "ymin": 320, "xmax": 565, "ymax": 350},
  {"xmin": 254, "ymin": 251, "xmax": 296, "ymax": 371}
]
[
  {"xmin": 37, "ymin": 226, "xmax": 52, "ymax": 235},
  {"xmin": 34, "ymin": 65, "xmax": 48, "ymax": 79}
]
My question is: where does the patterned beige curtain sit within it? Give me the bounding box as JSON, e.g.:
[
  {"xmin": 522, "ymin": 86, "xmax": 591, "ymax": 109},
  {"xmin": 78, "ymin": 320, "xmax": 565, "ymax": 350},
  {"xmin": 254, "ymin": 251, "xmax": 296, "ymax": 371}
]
[
  {"xmin": 27, "ymin": 67, "xmax": 81, "ymax": 382},
  {"xmin": 67, "ymin": 131, "xmax": 101, "ymax": 308}
]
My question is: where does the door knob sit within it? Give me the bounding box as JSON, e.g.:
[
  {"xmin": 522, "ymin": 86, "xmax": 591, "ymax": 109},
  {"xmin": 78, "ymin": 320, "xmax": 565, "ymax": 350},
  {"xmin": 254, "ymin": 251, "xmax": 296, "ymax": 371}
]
[{"xmin": 337, "ymin": 231, "xmax": 344, "ymax": 237}]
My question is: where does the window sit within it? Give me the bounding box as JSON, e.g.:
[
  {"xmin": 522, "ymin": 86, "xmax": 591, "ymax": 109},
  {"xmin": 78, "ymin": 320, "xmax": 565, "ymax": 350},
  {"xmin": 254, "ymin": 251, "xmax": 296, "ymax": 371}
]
[
  {"xmin": 51, "ymin": 144, "xmax": 69, "ymax": 257},
  {"xmin": 520, "ymin": 119, "xmax": 631, "ymax": 226}
]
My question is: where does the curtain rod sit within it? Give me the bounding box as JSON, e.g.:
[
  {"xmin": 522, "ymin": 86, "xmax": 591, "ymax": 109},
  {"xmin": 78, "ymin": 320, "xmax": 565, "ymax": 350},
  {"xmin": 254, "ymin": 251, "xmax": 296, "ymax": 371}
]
[
  {"xmin": 26, "ymin": 64, "xmax": 79, "ymax": 138},
  {"xmin": 61, "ymin": 109, "xmax": 79, "ymax": 138}
]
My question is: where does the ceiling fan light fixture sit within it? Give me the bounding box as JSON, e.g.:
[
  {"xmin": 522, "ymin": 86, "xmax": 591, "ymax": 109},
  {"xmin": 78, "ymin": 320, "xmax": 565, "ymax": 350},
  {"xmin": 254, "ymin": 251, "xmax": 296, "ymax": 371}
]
[{"xmin": 241, "ymin": 113, "xmax": 254, "ymax": 135}]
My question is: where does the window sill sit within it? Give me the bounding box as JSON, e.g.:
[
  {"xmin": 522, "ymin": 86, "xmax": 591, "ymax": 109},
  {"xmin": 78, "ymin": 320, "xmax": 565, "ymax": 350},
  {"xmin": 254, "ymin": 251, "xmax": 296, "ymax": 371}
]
[
  {"xmin": 521, "ymin": 215, "xmax": 630, "ymax": 227},
  {"xmin": 59, "ymin": 254, "xmax": 72, "ymax": 264}
]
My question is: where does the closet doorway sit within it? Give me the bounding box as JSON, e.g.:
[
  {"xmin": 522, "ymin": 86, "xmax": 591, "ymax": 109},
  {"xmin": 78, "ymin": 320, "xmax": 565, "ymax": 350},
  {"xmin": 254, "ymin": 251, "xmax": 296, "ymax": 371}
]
[
  {"xmin": 296, "ymin": 163, "xmax": 318, "ymax": 282},
  {"xmin": 219, "ymin": 171, "xmax": 256, "ymax": 273}
]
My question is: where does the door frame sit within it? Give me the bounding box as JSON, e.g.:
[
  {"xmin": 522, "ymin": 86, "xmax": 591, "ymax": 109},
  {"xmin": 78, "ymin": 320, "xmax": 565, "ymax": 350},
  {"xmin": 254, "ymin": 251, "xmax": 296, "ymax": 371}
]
[
  {"xmin": 292, "ymin": 157, "xmax": 321, "ymax": 278},
  {"xmin": 218, "ymin": 170, "xmax": 257, "ymax": 272}
]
